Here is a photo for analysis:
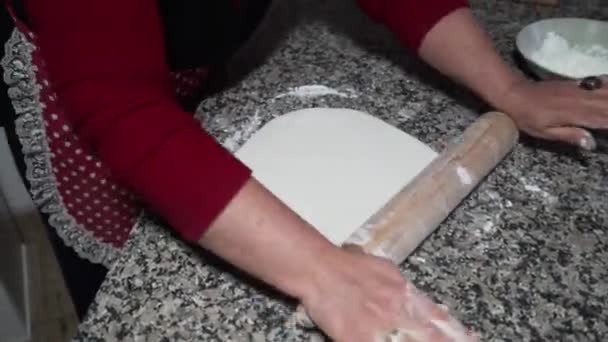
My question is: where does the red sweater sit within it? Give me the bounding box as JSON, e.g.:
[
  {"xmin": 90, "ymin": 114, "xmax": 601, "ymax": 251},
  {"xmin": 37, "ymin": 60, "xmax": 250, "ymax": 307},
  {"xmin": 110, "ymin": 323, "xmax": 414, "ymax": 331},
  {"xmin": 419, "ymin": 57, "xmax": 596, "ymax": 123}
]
[{"xmin": 23, "ymin": 0, "xmax": 467, "ymax": 242}]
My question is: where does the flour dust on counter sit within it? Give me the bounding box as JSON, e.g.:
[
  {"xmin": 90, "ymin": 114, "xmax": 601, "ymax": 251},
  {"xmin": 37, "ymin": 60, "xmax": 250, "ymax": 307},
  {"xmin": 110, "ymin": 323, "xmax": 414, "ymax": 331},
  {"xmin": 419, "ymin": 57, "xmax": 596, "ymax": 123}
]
[
  {"xmin": 222, "ymin": 110, "xmax": 265, "ymax": 152},
  {"xmin": 519, "ymin": 177, "xmax": 558, "ymax": 204},
  {"xmin": 273, "ymin": 84, "xmax": 358, "ymax": 100},
  {"xmin": 235, "ymin": 107, "xmax": 437, "ymax": 245}
]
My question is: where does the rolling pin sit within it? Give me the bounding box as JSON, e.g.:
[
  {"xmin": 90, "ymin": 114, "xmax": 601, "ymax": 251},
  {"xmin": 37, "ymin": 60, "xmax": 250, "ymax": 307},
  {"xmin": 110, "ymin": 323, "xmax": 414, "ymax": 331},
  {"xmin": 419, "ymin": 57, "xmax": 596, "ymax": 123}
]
[{"xmin": 295, "ymin": 111, "xmax": 519, "ymax": 328}]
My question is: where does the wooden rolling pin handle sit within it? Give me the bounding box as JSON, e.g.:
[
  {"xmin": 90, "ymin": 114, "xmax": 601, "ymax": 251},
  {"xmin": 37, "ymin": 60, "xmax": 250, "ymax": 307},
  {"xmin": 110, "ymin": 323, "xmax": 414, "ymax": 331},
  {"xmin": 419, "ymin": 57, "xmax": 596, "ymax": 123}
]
[
  {"xmin": 294, "ymin": 112, "xmax": 519, "ymax": 329},
  {"xmin": 346, "ymin": 111, "xmax": 519, "ymax": 264}
]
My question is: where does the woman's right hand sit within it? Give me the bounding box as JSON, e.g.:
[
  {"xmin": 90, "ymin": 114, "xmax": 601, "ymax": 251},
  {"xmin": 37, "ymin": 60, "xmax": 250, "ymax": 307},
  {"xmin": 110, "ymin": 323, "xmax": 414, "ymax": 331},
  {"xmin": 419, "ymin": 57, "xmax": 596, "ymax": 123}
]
[
  {"xmin": 300, "ymin": 246, "xmax": 477, "ymax": 342},
  {"xmin": 202, "ymin": 178, "xmax": 476, "ymax": 341}
]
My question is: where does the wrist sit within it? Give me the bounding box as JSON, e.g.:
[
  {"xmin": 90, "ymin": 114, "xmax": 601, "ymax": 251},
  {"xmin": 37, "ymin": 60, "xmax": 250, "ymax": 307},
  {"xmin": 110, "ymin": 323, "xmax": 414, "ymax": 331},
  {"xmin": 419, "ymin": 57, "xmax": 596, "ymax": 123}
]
[
  {"xmin": 482, "ymin": 71, "xmax": 528, "ymax": 113},
  {"xmin": 286, "ymin": 243, "xmax": 345, "ymax": 302}
]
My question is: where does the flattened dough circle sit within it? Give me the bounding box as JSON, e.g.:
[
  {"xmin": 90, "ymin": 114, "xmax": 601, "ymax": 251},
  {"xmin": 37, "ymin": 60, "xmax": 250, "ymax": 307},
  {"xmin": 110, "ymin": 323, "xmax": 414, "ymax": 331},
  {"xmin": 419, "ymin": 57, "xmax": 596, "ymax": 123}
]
[{"xmin": 235, "ymin": 108, "xmax": 437, "ymax": 245}]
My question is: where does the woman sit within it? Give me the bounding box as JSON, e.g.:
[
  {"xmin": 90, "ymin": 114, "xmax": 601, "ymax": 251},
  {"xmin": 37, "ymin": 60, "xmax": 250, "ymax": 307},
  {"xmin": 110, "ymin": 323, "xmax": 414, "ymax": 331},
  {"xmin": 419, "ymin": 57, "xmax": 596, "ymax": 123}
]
[{"xmin": 1, "ymin": 0, "xmax": 607, "ymax": 340}]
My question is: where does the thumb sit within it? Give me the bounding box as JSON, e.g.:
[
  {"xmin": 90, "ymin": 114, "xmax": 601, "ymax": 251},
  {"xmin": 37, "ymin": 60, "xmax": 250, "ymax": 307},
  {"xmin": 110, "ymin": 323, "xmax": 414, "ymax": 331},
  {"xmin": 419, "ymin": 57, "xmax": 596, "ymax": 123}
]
[{"xmin": 544, "ymin": 126, "xmax": 596, "ymax": 150}]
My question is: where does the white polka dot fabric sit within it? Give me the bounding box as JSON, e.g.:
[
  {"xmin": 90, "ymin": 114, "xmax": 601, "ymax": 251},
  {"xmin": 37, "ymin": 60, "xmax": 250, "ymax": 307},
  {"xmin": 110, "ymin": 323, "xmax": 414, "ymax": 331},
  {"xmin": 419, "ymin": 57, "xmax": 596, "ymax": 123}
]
[
  {"xmin": 43, "ymin": 105, "xmax": 139, "ymax": 246},
  {"xmin": 18, "ymin": 19, "xmax": 211, "ymax": 249}
]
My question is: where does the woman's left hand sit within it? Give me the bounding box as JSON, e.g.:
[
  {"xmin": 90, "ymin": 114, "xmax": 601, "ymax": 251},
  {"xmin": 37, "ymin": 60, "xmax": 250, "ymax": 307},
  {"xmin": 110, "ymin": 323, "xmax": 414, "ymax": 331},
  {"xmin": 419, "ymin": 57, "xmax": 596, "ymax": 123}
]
[{"xmin": 497, "ymin": 76, "xmax": 608, "ymax": 150}]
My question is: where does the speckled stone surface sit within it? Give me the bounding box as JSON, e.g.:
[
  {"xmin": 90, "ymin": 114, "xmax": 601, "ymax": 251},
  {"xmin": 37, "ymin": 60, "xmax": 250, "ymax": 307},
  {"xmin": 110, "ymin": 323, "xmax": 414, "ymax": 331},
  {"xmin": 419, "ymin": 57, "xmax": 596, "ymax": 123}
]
[{"xmin": 74, "ymin": 1, "xmax": 608, "ymax": 341}]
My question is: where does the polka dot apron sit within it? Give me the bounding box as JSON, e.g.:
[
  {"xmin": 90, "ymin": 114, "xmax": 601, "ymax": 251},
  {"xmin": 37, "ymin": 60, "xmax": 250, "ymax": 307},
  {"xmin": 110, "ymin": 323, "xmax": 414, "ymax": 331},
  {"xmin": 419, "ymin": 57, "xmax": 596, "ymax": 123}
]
[{"xmin": 1, "ymin": 4, "xmax": 209, "ymax": 267}]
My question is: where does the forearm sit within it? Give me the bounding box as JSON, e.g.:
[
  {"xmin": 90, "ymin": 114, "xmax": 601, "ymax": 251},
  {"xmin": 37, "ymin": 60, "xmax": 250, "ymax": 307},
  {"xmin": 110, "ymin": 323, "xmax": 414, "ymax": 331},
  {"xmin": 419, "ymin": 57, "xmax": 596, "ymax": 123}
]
[
  {"xmin": 418, "ymin": 8, "xmax": 525, "ymax": 110},
  {"xmin": 199, "ymin": 177, "xmax": 337, "ymax": 300}
]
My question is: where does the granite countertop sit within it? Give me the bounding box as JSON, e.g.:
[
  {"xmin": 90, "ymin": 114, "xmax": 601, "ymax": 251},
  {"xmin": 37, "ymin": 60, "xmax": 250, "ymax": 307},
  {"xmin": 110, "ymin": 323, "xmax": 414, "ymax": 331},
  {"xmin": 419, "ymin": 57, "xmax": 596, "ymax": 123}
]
[{"xmin": 74, "ymin": 1, "xmax": 608, "ymax": 341}]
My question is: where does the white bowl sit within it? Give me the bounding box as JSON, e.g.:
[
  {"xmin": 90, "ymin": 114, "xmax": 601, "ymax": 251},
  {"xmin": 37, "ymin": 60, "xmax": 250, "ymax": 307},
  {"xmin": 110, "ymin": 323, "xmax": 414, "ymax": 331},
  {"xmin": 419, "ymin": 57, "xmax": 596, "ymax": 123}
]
[{"xmin": 516, "ymin": 18, "xmax": 608, "ymax": 80}]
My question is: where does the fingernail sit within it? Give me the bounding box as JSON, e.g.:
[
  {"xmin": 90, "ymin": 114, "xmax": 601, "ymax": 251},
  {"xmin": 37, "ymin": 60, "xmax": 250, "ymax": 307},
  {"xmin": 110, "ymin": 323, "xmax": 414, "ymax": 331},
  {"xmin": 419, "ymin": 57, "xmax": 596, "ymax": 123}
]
[{"xmin": 580, "ymin": 132, "xmax": 596, "ymax": 150}]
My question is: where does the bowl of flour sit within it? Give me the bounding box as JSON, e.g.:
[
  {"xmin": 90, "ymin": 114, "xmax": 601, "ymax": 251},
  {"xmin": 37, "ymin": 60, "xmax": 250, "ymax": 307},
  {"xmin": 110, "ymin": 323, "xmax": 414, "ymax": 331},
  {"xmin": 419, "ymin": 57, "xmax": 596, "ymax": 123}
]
[{"xmin": 516, "ymin": 18, "xmax": 608, "ymax": 80}]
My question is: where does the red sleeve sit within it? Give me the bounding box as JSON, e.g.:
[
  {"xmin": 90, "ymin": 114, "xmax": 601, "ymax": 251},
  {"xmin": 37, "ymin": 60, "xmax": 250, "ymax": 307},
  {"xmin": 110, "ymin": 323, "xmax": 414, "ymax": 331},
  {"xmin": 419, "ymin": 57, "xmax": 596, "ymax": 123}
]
[
  {"xmin": 24, "ymin": 0, "xmax": 252, "ymax": 241},
  {"xmin": 357, "ymin": 0, "xmax": 469, "ymax": 51}
]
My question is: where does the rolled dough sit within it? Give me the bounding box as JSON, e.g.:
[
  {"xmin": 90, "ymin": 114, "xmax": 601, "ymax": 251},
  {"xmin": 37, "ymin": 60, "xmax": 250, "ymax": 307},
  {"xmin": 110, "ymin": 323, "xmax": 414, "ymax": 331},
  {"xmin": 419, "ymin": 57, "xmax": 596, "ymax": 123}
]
[{"xmin": 235, "ymin": 108, "xmax": 437, "ymax": 245}]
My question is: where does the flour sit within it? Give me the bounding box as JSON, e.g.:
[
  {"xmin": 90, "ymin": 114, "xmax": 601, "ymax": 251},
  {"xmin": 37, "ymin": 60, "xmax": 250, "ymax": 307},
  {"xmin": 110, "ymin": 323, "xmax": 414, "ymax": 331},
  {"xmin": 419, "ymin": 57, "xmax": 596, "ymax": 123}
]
[
  {"xmin": 222, "ymin": 110, "xmax": 264, "ymax": 152},
  {"xmin": 412, "ymin": 256, "xmax": 426, "ymax": 263},
  {"xmin": 470, "ymin": 190, "xmax": 509, "ymax": 243},
  {"xmin": 274, "ymin": 85, "xmax": 358, "ymax": 99},
  {"xmin": 530, "ymin": 31, "xmax": 608, "ymax": 78},
  {"xmin": 456, "ymin": 166, "xmax": 473, "ymax": 185},
  {"xmin": 482, "ymin": 220, "xmax": 494, "ymax": 233},
  {"xmin": 397, "ymin": 108, "xmax": 416, "ymax": 120},
  {"xmin": 519, "ymin": 177, "xmax": 558, "ymax": 204},
  {"xmin": 523, "ymin": 183, "xmax": 542, "ymax": 193}
]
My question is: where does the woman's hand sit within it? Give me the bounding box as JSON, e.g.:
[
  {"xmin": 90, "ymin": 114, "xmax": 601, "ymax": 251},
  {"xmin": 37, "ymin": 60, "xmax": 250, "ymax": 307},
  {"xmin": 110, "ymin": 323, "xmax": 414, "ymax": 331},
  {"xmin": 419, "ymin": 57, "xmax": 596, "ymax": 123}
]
[
  {"xmin": 497, "ymin": 77, "xmax": 608, "ymax": 150},
  {"xmin": 300, "ymin": 246, "xmax": 477, "ymax": 342},
  {"xmin": 203, "ymin": 179, "xmax": 475, "ymax": 341},
  {"xmin": 417, "ymin": 8, "xmax": 608, "ymax": 151}
]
